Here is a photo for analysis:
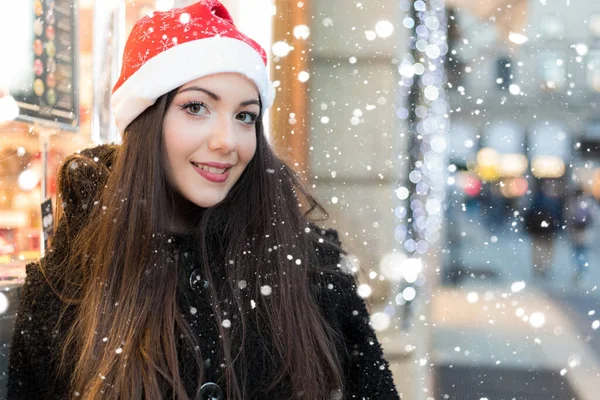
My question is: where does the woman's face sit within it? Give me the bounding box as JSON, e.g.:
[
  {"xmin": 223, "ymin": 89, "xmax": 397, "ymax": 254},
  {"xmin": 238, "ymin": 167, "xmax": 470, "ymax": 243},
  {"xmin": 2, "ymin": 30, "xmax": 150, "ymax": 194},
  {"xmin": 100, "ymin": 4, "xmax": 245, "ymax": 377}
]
[{"xmin": 162, "ymin": 73, "xmax": 260, "ymax": 209}]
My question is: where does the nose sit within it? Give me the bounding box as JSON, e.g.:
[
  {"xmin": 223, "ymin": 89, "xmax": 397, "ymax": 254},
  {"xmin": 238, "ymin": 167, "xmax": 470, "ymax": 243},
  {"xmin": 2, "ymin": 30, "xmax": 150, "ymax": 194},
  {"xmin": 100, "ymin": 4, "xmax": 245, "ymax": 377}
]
[{"xmin": 207, "ymin": 116, "xmax": 237, "ymax": 153}]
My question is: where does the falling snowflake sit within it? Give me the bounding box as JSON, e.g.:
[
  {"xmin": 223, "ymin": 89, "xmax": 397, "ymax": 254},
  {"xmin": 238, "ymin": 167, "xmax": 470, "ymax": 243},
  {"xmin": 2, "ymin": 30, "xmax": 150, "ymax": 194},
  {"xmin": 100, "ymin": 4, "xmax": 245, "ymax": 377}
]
[
  {"xmin": 357, "ymin": 284, "xmax": 372, "ymax": 298},
  {"xmin": 260, "ymin": 285, "xmax": 272, "ymax": 296},
  {"xmin": 330, "ymin": 389, "xmax": 343, "ymax": 400}
]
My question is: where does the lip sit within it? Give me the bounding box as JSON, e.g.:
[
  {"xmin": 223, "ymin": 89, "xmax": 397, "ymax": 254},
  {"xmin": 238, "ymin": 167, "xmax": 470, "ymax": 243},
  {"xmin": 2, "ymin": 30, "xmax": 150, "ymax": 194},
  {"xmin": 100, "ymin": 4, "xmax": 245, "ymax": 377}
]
[
  {"xmin": 191, "ymin": 162, "xmax": 230, "ymax": 183},
  {"xmin": 193, "ymin": 161, "xmax": 233, "ymax": 169}
]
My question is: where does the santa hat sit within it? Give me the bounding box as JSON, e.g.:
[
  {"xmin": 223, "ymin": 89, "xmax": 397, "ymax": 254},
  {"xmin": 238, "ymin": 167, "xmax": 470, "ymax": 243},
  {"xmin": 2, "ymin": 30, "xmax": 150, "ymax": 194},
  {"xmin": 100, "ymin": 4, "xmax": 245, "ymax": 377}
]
[{"xmin": 111, "ymin": 0, "xmax": 274, "ymax": 133}]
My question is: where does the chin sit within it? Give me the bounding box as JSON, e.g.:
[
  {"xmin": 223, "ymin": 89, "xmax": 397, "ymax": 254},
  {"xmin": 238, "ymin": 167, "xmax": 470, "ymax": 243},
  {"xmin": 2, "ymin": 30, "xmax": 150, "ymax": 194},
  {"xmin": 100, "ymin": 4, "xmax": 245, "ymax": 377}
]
[{"xmin": 187, "ymin": 193, "xmax": 226, "ymax": 209}]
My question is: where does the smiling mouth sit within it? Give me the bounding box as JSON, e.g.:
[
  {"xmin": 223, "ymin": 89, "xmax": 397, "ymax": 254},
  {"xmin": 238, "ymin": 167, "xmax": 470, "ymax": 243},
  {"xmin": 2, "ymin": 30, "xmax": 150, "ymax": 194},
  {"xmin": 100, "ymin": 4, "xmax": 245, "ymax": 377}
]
[{"xmin": 190, "ymin": 162, "xmax": 230, "ymax": 175}]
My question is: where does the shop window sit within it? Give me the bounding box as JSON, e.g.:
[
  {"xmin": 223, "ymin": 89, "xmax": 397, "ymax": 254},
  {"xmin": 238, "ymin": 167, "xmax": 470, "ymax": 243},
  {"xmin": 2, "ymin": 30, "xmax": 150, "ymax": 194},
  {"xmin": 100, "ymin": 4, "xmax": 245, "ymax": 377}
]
[
  {"xmin": 495, "ymin": 56, "xmax": 512, "ymax": 91},
  {"xmin": 537, "ymin": 52, "xmax": 566, "ymax": 92},
  {"xmin": 580, "ymin": 119, "xmax": 600, "ymax": 155},
  {"xmin": 540, "ymin": 13, "xmax": 564, "ymax": 39},
  {"xmin": 590, "ymin": 13, "xmax": 600, "ymax": 38},
  {"xmin": 587, "ymin": 50, "xmax": 600, "ymax": 92}
]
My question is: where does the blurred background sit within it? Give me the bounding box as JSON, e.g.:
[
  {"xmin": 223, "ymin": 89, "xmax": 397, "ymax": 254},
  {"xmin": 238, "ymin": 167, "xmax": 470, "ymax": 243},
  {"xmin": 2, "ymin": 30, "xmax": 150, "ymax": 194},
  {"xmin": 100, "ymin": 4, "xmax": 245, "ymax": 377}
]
[{"xmin": 0, "ymin": 0, "xmax": 599, "ymax": 398}]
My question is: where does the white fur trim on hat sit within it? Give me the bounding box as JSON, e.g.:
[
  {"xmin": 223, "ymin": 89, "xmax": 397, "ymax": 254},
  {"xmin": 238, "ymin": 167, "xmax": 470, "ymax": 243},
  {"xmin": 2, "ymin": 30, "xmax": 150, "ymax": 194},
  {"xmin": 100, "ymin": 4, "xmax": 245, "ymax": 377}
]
[{"xmin": 111, "ymin": 36, "xmax": 274, "ymax": 133}]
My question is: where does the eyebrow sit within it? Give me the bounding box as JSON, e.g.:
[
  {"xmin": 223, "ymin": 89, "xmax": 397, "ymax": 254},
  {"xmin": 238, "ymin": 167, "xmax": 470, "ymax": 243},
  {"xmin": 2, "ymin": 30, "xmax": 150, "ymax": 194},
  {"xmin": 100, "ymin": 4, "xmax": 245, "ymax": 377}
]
[{"xmin": 177, "ymin": 86, "xmax": 260, "ymax": 107}]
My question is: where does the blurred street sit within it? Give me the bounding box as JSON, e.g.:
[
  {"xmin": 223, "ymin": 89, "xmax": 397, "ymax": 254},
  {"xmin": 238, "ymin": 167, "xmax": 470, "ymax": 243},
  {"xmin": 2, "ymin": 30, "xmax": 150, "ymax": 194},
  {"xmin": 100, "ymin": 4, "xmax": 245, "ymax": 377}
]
[
  {"xmin": 376, "ymin": 207, "xmax": 600, "ymax": 400},
  {"xmin": 434, "ymin": 208, "xmax": 599, "ymax": 399},
  {"xmin": 446, "ymin": 202, "xmax": 600, "ymax": 292},
  {"xmin": 430, "ymin": 284, "xmax": 598, "ymax": 400}
]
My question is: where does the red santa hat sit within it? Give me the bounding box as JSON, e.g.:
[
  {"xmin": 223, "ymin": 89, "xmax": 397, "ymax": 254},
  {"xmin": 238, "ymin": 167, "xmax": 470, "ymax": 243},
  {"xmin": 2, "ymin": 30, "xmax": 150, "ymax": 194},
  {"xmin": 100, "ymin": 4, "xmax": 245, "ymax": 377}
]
[{"xmin": 111, "ymin": 0, "xmax": 274, "ymax": 133}]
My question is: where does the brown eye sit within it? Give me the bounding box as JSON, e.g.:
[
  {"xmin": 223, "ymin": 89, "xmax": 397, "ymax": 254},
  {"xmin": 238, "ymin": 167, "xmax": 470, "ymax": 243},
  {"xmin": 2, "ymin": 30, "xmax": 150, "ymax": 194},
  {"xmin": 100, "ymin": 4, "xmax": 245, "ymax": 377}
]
[
  {"xmin": 189, "ymin": 104, "xmax": 202, "ymax": 113},
  {"xmin": 181, "ymin": 102, "xmax": 209, "ymax": 116},
  {"xmin": 236, "ymin": 111, "xmax": 258, "ymax": 125}
]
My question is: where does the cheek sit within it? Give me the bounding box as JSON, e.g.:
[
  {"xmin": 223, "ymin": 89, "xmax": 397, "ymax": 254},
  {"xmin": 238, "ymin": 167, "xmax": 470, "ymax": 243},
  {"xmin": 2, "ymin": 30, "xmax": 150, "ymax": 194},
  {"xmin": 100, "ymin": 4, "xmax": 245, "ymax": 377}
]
[
  {"xmin": 162, "ymin": 114, "xmax": 177, "ymax": 158},
  {"xmin": 163, "ymin": 116, "xmax": 192, "ymax": 162},
  {"xmin": 162, "ymin": 116, "xmax": 188, "ymax": 182},
  {"xmin": 239, "ymin": 134, "xmax": 257, "ymax": 163}
]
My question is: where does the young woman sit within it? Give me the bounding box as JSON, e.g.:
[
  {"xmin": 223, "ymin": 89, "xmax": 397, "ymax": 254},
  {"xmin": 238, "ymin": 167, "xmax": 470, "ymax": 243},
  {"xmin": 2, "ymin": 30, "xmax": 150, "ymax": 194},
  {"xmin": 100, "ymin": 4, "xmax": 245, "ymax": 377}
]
[{"xmin": 7, "ymin": 2, "xmax": 399, "ymax": 399}]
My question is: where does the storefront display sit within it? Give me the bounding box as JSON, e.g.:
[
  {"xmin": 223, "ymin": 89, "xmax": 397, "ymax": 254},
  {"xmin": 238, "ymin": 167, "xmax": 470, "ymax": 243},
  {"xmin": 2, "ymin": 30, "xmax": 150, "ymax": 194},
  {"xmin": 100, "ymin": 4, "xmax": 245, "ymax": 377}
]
[
  {"xmin": 9, "ymin": 0, "xmax": 79, "ymax": 130},
  {"xmin": 0, "ymin": 0, "xmax": 83, "ymax": 277},
  {"xmin": 0, "ymin": 141, "xmax": 66, "ymax": 268}
]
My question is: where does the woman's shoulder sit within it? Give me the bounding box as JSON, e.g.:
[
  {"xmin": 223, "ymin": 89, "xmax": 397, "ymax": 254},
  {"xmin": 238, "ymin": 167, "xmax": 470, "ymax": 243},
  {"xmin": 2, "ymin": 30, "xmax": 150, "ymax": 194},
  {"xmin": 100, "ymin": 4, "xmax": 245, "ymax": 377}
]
[
  {"xmin": 55, "ymin": 144, "xmax": 119, "ymax": 239},
  {"xmin": 58, "ymin": 144, "xmax": 118, "ymax": 184},
  {"xmin": 308, "ymin": 224, "xmax": 344, "ymax": 268},
  {"xmin": 19, "ymin": 246, "xmax": 79, "ymax": 334},
  {"xmin": 11, "ymin": 258, "xmax": 70, "ymax": 354},
  {"xmin": 58, "ymin": 144, "xmax": 118, "ymax": 199},
  {"xmin": 67, "ymin": 144, "xmax": 118, "ymax": 164},
  {"xmin": 307, "ymin": 225, "xmax": 359, "ymax": 305},
  {"xmin": 7, "ymin": 257, "xmax": 74, "ymax": 399},
  {"xmin": 20, "ymin": 250, "xmax": 72, "ymax": 307}
]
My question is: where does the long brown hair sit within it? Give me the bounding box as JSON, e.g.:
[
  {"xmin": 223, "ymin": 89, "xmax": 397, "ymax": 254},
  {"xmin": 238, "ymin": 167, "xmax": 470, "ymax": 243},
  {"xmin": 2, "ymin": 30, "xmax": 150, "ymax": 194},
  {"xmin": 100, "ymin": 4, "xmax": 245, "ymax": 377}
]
[{"xmin": 54, "ymin": 89, "xmax": 345, "ymax": 399}]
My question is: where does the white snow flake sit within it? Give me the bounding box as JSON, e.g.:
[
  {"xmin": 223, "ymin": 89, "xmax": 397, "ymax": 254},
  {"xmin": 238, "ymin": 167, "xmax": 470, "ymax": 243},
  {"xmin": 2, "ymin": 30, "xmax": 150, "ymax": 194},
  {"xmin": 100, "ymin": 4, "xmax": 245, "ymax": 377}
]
[{"xmin": 260, "ymin": 285, "xmax": 272, "ymax": 296}]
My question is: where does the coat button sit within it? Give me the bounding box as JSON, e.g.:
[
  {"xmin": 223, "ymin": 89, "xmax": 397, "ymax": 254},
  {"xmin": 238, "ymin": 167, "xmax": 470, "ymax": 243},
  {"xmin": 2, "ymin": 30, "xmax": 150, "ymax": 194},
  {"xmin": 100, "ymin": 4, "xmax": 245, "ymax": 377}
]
[
  {"xmin": 189, "ymin": 269, "xmax": 209, "ymax": 292},
  {"xmin": 197, "ymin": 382, "xmax": 223, "ymax": 400}
]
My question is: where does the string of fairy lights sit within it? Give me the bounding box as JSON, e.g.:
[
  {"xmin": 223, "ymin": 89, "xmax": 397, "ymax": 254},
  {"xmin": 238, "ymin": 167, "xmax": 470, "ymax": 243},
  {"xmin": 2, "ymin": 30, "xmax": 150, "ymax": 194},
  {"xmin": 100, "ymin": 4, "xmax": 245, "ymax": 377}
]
[{"xmin": 394, "ymin": 0, "xmax": 449, "ymax": 315}]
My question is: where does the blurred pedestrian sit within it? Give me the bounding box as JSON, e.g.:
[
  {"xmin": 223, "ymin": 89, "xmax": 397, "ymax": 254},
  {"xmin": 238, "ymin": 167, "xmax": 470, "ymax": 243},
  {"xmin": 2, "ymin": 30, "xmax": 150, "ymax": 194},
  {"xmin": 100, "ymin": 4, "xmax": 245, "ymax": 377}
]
[
  {"xmin": 6, "ymin": 2, "xmax": 399, "ymax": 399},
  {"xmin": 524, "ymin": 179, "xmax": 564, "ymax": 279},
  {"xmin": 566, "ymin": 187, "xmax": 594, "ymax": 283}
]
